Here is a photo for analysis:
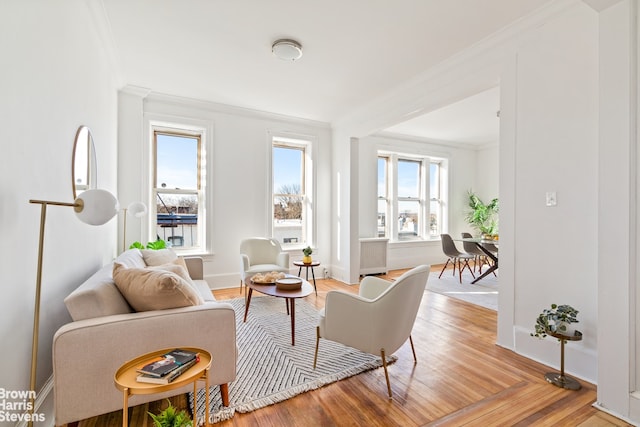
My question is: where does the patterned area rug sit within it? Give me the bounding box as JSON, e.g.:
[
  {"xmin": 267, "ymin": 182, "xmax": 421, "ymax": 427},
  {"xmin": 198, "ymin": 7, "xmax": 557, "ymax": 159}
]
[
  {"xmin": 191, "ymin": 296, "xmax": 395, "ymax": 424},
  {"xmin": 427, "ymin": 271, "xmax": 498, "ymax": 310}
]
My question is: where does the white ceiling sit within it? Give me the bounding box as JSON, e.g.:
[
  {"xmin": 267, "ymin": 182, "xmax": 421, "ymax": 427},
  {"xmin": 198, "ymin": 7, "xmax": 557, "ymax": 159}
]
[
  {"xmin": 384, "ymin": 86, "xmax": 501, "ymax": 145},
  {"xmin": 101, "ymin": 0, "xmax": 551, "ymax": 143}
]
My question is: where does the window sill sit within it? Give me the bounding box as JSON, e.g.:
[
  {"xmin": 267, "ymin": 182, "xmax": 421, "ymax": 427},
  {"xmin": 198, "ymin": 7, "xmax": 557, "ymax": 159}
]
[{"xmin": 388, "ymin": 239, "xmax": 440, "ymax": 249}]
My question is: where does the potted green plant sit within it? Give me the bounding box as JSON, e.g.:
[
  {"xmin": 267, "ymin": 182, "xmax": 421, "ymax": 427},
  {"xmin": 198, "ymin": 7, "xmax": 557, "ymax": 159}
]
[
  {"xmin": 130, "ymin": 239, "xmax": 167, "ymax": 250},
  {"xmin": 148, "ymin": 400, "xmax": 192, "ymax": 427},
  {"xmin": 531, "ymin": 304, "xmax": 579, "ymax": 338},
  {"xmin": 302, "ymin": 246, "xmax": 313, "ymax": 264},
  {"xmin": 465, "ymin": 190, "xmax": 499, "ymax": 238}
]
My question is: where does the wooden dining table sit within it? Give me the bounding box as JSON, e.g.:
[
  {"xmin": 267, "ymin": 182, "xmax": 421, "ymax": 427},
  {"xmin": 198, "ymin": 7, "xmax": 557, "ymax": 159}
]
[{"xmin": 460, "ymin": 238, "xmax": 499, "ymax": 284}]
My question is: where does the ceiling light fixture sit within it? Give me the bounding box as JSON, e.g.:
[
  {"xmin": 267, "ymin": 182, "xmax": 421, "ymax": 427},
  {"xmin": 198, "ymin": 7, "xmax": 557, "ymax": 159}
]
[{"xmin": 272, "ymin": 39, "xmax": 303, "ymax": 61}]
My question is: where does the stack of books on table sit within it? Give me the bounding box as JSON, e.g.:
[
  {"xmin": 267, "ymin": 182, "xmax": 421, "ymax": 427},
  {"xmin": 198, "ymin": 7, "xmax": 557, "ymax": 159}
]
[{"xmin": 136, "ymin": 348, "xmax": 200, "ymax": 385}]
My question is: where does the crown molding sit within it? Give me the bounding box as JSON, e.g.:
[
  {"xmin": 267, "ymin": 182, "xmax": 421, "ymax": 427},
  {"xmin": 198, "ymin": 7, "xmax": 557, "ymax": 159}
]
[
  {"xmin": 582, "ymin": 0, "xmax": 623, "ymax": 12},
  {"xmin": 373, "ymin": 131, "xmax": 483, "ymax": 152},
  {"xmin": 142, "ymin": 91, "xmax": 331, "ymax": 130},
  {"xmin": 120, "ymin": 85, "xmax": 152, "ymax": 98}
]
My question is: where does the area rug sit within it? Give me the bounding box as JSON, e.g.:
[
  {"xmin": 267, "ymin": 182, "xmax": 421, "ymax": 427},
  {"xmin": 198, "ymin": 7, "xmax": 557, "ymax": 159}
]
[
  {"xmin": 427, "ymin": 270, "xmax": 498, "ymax": 310},
  {"xmin": 190, "ymin": 296, "xmax": 395, "ymax": 424}
]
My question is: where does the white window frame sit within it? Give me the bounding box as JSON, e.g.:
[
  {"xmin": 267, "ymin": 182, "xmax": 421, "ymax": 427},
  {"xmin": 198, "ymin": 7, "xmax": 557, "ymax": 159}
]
[
  {"xmin": 378, "ymin": 151, "xmax": 447, "ymax": 242},
  {"xmin": 271, "ymin": 135, "xmax": 314, "ymax": 249},
  {"xmin": 147, "ymin": 121, "xmax": 209, "ymax": 254}
]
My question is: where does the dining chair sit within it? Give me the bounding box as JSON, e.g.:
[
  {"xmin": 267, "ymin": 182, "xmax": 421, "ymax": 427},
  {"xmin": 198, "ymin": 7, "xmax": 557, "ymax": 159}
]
[
  {"xmin": 461, "ymin": 232, "xmax": 488, "ymax": 273},
  {"xmin": 439, "ymin": 233, "xmax": 476, "ymax": 283}
]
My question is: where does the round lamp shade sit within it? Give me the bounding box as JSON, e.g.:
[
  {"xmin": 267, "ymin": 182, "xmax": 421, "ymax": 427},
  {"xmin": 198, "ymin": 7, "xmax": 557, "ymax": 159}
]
[
  {"xmin": 127, "ymin": 201, "xmax": 148, "ymax": 218},
  {"xmin": 75, "ymin": 189, "xmax": 119, "ymax": 225}
]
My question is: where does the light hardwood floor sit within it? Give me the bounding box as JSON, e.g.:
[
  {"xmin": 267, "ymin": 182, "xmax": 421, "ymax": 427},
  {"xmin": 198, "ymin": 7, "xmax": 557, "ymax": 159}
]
[{"xmin": 68, "ymin": 266, "xmax": 631, "ymax": 426}]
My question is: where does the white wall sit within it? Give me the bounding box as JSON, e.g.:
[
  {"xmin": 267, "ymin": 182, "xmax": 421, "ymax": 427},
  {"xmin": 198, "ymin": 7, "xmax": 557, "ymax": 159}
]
[
  {"xmin": 0, "ymin": 0, "xmax": 119, "ymax": 418},
  {"xmin": 475, "ymin": 144, "xmax": 499, "ymax": 202},
  {"xmin": 503, "ymin": 3, "xmax": 599, "ymax": 383},
  {"xmin": 118, "ymin": 93, "xmax": 333, "ymax": 288}
]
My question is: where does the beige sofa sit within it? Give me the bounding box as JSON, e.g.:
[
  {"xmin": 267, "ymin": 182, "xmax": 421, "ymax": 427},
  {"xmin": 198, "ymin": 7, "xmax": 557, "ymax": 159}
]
[{"xmin": 52, "ymin": 249, "xmax": 236, "ymax": 426}]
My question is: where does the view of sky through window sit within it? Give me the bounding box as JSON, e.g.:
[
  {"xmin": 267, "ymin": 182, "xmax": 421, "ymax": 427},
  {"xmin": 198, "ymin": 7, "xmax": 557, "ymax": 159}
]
[
  {"xmin": 156, "ymin": 134, "xmax": 198, "ymax": 189},
  {"xmin": 273, "ymin": 146, "xmax": 302, "ymax": 191},
  {"xmin": 397, "ymin": 160, "xmax": 420, "ymax": 197}
]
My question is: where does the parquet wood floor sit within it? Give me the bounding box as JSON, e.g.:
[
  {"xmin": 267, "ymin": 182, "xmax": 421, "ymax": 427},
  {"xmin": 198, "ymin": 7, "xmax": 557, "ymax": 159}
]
[{"xmin": 65, "ymin": 266, "xmax": 631, "ymax": 426}]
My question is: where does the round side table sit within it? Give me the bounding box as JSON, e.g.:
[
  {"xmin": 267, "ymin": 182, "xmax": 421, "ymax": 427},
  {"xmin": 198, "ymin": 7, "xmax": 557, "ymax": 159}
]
[
  {"xmin": 544, "ymin": 330, "xmax": 582, "ymax": 390},
  {"xmin": 293, "ymin": 260, "xmax": 320, "ymax": 295},
  {"xmin": 114, "ymin": 347, "xmax": 211, "ymax": 427}
]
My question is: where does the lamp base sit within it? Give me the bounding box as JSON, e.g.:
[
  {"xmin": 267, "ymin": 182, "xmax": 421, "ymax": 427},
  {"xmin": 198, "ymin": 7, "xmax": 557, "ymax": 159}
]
[{"xmin": 544, "ymin": 372, "xmax": 581, "ymax": 390}]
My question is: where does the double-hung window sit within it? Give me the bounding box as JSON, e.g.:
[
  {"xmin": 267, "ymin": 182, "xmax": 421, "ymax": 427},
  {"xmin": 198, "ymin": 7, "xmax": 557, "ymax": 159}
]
[
  {"xmin": 272, "ymin": 137, "xmax": 312, "ymax": 248},
  {"xmin": 378, "ymin": 153, "xmax": 446, "ymax": 241},
  {"xmin": 152, "ymin": 128, "xmax": 205, "ymax": 252},
  {"xmin": 397, "ymin": 158, "xmax": 422, "ymax": 240}
]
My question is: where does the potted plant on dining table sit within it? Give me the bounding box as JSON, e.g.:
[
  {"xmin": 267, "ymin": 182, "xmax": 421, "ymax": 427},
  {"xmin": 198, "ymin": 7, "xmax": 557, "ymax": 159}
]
[{"xmin": 465, "ymin": 190, "xmax": 499, "ymax": 239}]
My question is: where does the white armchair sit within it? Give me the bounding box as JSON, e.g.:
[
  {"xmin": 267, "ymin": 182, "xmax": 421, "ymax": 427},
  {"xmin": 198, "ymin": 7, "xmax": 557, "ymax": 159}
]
[
  {"xmin": 313, "ymin": 265, "xmax": 430, "ymax": 398},
  {"xmin": 239, "ymin": 237, "xmax": 290, "ymax": 292}
]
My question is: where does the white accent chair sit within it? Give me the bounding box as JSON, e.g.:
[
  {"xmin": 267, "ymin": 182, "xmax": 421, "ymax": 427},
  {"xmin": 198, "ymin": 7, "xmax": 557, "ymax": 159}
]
[
  {"xmin": 313, "ymin": 265, "xmax": 430, "ymax": 398},
  {"xmin": 239, "ymin": 237, "xmax": 290, "ymax": 293}
]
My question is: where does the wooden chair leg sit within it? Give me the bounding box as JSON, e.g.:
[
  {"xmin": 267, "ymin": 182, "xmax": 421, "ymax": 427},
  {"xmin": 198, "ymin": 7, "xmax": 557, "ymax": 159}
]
[
  {"xmin": 381, "ymin": 348, "xmax": 392, "ymax": 399},
  {"xmin": 438, "ymin": 258, "xmax": 452, "ymax": 278},
  {"xmin": 219, "ymin": 383, "xmax": 229, "ymax": 406},
  {"xmin": 313, "ymin": 326, "xmax": 320, "ymax": 369},
  {"xmin": 459, "ymin": 259, "xmax": 476, "ymax": 282},
  {"xmin": 409, "ymin": 335, "xmax": 417, "ymax": 363}
]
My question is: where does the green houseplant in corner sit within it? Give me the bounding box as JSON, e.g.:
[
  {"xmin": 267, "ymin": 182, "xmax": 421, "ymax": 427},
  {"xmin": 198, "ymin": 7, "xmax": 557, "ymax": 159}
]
[
  {"xmin": 531, "ymin": 303, "xmax": 579, "ymax": 339},
  {"xmin": 148, "ymin": 400, "xmax": 192, "ymax": 427},
  {"xmin": 465, "ymin": 190, "xmax": 499, "ymax": 238}
]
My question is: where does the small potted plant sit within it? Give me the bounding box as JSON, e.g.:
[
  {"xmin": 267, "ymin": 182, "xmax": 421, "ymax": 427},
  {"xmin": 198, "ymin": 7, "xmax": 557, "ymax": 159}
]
[
  {"xmin": 148, "ymin": 400, "xmax": 192, "ymax": 427},
  {"xmin": 531, "ymin": 303, "xmax": 579, "ymax": 339},
  {"xmin": 302, "ymin": 246, "xmax": 313, "ymax": 264}
]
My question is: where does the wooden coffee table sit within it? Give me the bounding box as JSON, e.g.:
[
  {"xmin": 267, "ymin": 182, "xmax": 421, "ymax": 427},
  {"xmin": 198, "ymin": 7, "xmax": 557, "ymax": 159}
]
[
  {"xmin": 114, "ymin": 347, "xmax": 211, "ymax": 427},
  {"xmin": 244, "ymin": 275, "xmax": 313, "ymax": 345}
]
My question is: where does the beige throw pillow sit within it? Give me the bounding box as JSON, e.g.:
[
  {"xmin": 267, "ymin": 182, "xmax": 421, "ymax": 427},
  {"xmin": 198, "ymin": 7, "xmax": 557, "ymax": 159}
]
[
  {"xmin": 112, "ymin": 262, "xmax": 204, "ymax": 312},
  {"xmin": 149, "ymin": 258, "xmax": 215, "ymax": 302},
  {"xmin": 147, "ymin": 260, "xmax": 193, "ymax": 285},
  {"xmin": 141, "ymin": 248, "xmax": 178, "ymax": 266}
]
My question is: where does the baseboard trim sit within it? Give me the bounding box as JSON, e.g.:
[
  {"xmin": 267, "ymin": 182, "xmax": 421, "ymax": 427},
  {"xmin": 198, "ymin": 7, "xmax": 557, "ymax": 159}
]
[
  {"xmin": 592, "ymin": 401, "xmax": 638, "ymax": 426},
  {"xmin": 16, "ymin": 375, "xmax": 54, "ymax": 427}
]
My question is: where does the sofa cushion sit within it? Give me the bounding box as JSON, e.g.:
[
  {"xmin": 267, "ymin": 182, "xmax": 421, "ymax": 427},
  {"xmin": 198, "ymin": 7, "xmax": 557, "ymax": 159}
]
[
  {"xmin": 192, "ymin": 279, "xmax": 215, "ymax": 302},
  {"xmin": 64, "ymin": 264, "xmax": 134, "ymax": 321},
  {"xmin": 112, "ymin": 263, "xmax": 204, "ymax": 312}
]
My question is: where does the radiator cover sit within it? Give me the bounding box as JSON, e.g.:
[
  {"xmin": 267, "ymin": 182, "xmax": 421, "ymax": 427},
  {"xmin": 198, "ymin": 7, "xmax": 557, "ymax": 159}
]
[{"xmin": 359, "ymin": 238, "xmax": 389, "ymax": 275}]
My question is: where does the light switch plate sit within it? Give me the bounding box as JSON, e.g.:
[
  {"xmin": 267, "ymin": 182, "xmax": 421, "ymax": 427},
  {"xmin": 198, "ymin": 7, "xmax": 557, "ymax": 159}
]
[{"xmin": 546, "ymin": 191, "xmax": 557, "ymax": 207}]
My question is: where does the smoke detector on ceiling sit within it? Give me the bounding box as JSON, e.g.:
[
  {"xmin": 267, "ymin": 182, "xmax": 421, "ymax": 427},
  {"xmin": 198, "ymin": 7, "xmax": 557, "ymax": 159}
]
[{"xmin": 272, "ymin": 39, "xmax": 303, "ymax": 61}]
